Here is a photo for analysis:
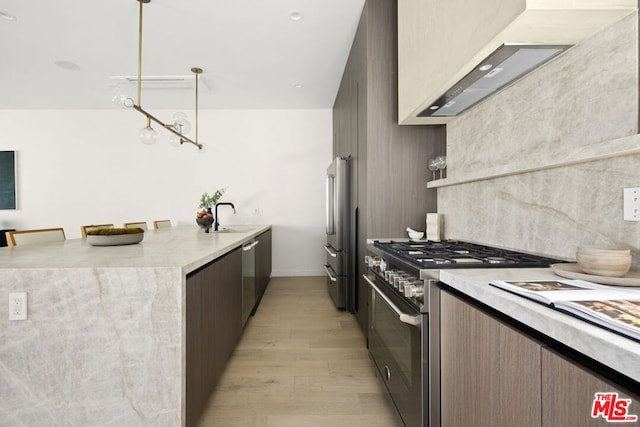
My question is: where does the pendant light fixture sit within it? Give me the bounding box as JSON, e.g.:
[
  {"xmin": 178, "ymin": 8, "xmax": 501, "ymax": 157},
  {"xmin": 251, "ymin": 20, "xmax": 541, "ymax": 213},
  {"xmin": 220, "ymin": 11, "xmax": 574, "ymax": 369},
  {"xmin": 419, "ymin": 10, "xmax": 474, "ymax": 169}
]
[{"xmin": 130, "ymin": 0, "xmax": 206, "ymax": 152}]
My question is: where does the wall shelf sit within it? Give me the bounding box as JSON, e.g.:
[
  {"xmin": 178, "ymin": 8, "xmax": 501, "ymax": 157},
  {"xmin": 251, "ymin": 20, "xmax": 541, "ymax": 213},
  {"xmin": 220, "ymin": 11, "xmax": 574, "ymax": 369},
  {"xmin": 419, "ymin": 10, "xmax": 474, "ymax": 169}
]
[{"xmin": 427, "ymin": 133, "xmax": 640, "ymax": 189}]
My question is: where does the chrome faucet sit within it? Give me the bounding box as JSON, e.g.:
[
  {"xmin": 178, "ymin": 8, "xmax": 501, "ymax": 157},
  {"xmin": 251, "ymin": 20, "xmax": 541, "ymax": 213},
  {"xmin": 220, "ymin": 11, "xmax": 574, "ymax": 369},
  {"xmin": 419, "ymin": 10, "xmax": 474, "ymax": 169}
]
[{"xmin": 214, "ymin": 202, "xmax": 236, "ymax": 231}]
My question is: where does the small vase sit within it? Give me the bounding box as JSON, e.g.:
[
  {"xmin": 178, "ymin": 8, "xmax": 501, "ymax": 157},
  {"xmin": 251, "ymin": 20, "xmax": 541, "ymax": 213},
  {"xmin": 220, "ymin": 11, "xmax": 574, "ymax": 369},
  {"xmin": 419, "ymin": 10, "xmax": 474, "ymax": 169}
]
[{"xmin": 196, "ymin": 207, "xmax": 214, "ymax": 233}]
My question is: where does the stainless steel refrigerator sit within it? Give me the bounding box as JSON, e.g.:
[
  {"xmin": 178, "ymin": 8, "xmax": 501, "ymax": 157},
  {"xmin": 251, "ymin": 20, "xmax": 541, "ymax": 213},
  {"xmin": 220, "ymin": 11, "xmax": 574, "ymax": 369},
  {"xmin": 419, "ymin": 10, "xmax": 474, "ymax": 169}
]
[{"xmin": 324, "ymin": 157, "xmax": 352, "ymax": 311}]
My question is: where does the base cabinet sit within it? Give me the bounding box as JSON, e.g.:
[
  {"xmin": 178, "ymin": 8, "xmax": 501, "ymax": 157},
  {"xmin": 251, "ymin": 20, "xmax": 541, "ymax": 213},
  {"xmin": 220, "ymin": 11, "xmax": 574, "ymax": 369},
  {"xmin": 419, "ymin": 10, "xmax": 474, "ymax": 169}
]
[
  {"xmin": 254, "ymin": 229, "xmax": 272, "ymax": 311},
  {"xmin": 541, "ymin": 348, "xmax": 640, "ymax": 427},
  {"xmin": 440, "ymin": 290, "xmax": 541, "ymax": 427},
  {"xmin": 438, "ymin": 288, "xmax": 640, "ymax": 427},
  {"xmin": 186, "ymin": 247, "xmax": 242, "ymax": 427}
]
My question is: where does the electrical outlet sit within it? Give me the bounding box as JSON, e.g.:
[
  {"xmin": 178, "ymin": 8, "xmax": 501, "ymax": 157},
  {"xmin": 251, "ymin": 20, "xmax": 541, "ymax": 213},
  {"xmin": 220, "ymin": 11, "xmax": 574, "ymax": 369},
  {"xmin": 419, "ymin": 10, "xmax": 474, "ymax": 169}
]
[
  {"xmin": 9, "ymin": 292, "xmax": 27, "ymax": 321},
  {"xmin": 624, "ymin": 187, "xmax": 640, "ymax": 221}
]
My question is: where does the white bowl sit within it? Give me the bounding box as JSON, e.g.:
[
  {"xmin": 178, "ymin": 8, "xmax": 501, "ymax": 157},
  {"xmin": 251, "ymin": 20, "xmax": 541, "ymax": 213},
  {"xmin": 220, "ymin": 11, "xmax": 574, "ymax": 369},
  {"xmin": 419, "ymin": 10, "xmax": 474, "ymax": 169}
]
[
  {"xmin": 576, "ymin": 253, "xmax": 632, "ymax": 277},
  {"xmin": 408, "ymin": 231, "xmax": 424, "ymax": 240}
]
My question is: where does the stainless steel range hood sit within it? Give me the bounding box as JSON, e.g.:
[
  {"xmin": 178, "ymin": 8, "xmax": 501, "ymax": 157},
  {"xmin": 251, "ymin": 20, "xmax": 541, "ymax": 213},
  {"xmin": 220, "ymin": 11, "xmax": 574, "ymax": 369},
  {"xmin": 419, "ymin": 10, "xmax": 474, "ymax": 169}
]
[{"xmin": 418, "ymin": 44, "xmax": 572, "ymax": 118}]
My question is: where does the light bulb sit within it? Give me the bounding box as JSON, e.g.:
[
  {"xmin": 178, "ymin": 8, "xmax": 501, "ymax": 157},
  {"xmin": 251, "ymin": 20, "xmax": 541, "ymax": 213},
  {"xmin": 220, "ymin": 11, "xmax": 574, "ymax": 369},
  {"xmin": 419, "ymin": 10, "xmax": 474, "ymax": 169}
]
[
  {"xmin": 111, "ymin": 92, "xmax": 123, "ymax": 105},
  {"xmin": 169, "ymin": 133, "xmax": 182, "ymax": 147},
  {"xmin": 174, "ymin": 118, "xmax": 191, "ymax": 135},
  {"xmin": 123, "ymin": 97, "xmax": 135, "ymax": 108},
  {"xmin": 173, "ymin": 111, "xmax": 188, "ymax": 121},
  {"xmin": 139, "ymin": 126, "xmax": 157, "ymax": 145},
  {"xmin": 198, "ymin": 143, "xmax": 208, "ymax": 154}
]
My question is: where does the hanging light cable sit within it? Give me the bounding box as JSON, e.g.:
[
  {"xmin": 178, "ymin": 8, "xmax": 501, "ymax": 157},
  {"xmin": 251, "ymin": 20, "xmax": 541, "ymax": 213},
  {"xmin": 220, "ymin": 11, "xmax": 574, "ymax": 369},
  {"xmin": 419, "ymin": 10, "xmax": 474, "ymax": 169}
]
[{"xmin": 130, "ymin": 0, "xmax": 205, "ymax": 151}]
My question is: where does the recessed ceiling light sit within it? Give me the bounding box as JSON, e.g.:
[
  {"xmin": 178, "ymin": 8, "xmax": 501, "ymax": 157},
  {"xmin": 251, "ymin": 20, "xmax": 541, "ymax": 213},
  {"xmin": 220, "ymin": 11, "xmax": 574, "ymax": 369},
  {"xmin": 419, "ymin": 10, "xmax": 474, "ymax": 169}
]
[
  {"xmin": 0, "ymin": 11, "xmax": 16, "ymax": 21},
  {"xmin": 293, "ymin": 83, "xmax": 304, "ymax": 89},
  {"xmin": 54, "ymin": 60, "xmax": 82, "ymax": 71},
  {"xmin": 289, "ymin": 10, "xmax": 303, "ymax": 21},
  {"xmin": 479, "ymin": 64, "xmax": 493, "ymax": 71}
]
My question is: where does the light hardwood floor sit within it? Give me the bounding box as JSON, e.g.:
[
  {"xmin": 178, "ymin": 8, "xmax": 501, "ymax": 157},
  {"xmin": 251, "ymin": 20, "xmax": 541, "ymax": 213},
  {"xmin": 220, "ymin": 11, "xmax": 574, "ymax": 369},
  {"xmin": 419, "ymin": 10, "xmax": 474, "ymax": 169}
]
[{"xmin": 197, "ymin": 276, "xmax": 404, "ymax": 427}]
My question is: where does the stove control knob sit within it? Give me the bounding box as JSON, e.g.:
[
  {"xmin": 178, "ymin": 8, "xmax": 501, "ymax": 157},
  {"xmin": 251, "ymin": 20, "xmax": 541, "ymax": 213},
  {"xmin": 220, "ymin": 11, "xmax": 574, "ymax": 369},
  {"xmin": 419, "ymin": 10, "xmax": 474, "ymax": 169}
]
[{"xmin": 404, "ymin": 282, "xmax": 425, "ymax": 299}]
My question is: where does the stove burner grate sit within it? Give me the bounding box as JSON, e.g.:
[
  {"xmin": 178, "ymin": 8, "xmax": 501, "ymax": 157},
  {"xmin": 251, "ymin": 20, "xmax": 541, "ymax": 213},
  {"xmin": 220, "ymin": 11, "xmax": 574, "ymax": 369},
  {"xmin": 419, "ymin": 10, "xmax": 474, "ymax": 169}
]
[{"xmin": 373, "ymin": 240, "xmax": 563, "ymax": 270}]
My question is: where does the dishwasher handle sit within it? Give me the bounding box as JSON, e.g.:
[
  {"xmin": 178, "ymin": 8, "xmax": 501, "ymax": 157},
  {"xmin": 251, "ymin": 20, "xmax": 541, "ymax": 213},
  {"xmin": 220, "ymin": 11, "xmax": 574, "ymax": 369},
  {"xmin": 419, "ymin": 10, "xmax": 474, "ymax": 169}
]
[
  {"xmin": 243, "ymin": 240, "xmax": 259, "ymax": 251},
  {"xmin": 363, "ymin": 274, "xmax": 421, "ymax": 326}
]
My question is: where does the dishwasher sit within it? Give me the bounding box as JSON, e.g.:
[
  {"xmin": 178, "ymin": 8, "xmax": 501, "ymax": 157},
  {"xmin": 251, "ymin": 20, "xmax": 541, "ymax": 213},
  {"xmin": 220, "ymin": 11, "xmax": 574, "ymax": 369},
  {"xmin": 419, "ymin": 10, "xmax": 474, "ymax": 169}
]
[{"xmin": 242, "ymin": 239, "xmax": 259, "ymax": 327}]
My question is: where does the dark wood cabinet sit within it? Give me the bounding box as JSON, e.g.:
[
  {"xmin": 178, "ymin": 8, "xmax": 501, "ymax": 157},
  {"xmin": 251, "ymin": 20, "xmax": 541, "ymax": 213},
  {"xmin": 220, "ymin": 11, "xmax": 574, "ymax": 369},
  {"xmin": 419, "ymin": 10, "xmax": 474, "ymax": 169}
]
[
  {"xmin": 439, "ymin": 290, "xmax": 542, "ymax": 427},
  {"xmin": 541, "ymin": 348, "xmax": 640, "ymax": 427},
  {"xmin": 254, "ymin": 229, "xmax": 272, "ymax": 312},
  {"xmin": 185, "ymin": 247, "xmax": 242, "ymax": 427},
  {"xmin": 436, "ymin": 288, "xmax": 640, "ymax": 427},
  {"xmin": 333, "ymin": 0, "xmax": 446, "ymax": 333}
]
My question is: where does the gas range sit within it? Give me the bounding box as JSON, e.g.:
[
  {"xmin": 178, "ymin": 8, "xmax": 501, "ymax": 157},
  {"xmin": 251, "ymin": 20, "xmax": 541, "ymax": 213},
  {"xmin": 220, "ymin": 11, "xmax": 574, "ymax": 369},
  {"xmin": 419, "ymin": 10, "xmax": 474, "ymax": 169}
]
[
  {"xmin": 373, "ymin": 240, "xmax": 562, "ymax": 271},
  {"xmin": 364, "ymin": 240, "xmax": 564, "ymax": 427},
  {"xmin": 367, "ymin": 240, "xmax": 564, "ymax": 312}
]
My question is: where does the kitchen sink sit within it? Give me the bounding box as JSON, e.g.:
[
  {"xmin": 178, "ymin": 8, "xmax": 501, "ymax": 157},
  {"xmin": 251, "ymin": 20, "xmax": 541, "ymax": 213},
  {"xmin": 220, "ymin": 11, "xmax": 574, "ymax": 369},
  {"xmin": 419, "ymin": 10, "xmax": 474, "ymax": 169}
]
[{"xmin": 213, "ymin": 226, "xmax": 255, "ymax": 234}]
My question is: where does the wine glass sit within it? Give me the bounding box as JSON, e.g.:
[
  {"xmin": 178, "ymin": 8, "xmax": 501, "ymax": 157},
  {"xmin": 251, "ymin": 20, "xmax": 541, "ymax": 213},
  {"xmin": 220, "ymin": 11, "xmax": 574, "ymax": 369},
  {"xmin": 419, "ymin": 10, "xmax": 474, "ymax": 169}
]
[
  {"xmin": 428, "ymin": 158, "xmax": 439, "ymax": 180},
  {"xmin": 435, "ymin": 155, "xmax": 447, "ymax": 179}
]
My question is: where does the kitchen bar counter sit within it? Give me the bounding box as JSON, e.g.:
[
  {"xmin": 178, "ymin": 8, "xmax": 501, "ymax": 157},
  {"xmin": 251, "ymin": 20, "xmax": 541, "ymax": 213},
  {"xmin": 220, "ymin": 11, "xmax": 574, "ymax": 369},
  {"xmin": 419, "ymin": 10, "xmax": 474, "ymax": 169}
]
[
  {"xmin": 438, "ymin": 268, "xmax": 640, "ymax": 384},
  {"xmin": 0, "ymin": 224, "xmax": 271, "ymax": 272},
  {"xmin": 0, "ymin": 224, "xmax": 270, "ymax": 426}
]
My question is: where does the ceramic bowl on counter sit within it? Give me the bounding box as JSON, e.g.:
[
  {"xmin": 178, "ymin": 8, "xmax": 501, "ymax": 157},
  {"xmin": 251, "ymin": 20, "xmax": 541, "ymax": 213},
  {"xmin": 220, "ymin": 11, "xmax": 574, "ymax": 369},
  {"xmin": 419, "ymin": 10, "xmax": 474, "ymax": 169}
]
[
  {"xmin": 577, "ymin": 246, "xmax": 631, "ymax": 257},
  {"xmin": 576, "ymin": 249, "xmax": 632, "ymax": 278}
]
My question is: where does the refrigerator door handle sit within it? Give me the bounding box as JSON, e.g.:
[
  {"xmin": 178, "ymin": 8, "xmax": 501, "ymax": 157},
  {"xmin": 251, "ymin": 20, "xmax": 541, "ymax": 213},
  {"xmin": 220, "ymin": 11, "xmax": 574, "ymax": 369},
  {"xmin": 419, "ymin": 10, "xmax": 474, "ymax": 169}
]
[
  {"xmin": 326, "ymin": 175, "xmax": 335, "ymax": 235},
  {"xmin": 324, "ymin": 265, "xmax": 338, "ymax": 282},
  {"xmin": 324, "ymin": 245, "xmax": 338, "ymax": 258}
]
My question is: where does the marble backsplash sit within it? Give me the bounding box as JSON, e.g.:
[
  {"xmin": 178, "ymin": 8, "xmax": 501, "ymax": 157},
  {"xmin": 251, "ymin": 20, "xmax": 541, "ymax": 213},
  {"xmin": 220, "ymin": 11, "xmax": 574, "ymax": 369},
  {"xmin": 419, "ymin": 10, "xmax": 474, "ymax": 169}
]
[
  {"xmin": 438, "ymin": 12, "xmax": 640, "ymax": 269},
  {"xmin": 438, "ymin": 153, "xmax": 640, "ymax": 268}
]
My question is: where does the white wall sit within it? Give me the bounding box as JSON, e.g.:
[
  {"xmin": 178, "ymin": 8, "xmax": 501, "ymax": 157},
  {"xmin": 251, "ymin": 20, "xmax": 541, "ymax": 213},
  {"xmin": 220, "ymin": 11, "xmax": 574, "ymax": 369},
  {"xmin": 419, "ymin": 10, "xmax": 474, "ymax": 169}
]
[{"xmin": 0, "ymin": 109, "xmax": 332, "ymax": 276}]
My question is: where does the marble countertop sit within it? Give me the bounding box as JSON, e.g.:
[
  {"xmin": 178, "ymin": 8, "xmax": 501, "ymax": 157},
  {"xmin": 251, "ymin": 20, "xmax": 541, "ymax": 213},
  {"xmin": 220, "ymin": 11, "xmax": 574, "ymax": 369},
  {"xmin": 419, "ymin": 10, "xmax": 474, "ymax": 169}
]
[
  {"xmin": 439, "ymin": 268, "xmax": 640, "ymax": 383},
  {"xmin": 0, "ymin": 224, "xmax": 271, "ymax": 274}
]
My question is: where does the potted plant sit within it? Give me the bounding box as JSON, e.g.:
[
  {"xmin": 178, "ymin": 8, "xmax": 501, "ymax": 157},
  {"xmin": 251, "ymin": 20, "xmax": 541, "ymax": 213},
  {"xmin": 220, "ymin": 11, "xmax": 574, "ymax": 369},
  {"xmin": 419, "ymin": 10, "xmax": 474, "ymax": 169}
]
[
  {"xmin": 198, "ymin": 188, "xmax": 226, "ymax": 212},
  {"xmin": 196, "ymin": 188, "xmax": 226, "ymax": 233}
]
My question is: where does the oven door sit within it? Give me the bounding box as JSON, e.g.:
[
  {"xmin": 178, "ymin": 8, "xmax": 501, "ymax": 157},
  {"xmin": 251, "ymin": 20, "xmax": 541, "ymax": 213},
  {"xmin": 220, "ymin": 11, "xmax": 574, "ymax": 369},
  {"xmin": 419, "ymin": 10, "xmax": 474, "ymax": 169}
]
[{"xmin": 364, "ymin": 273, "xmax": 423, "ymax": 427}]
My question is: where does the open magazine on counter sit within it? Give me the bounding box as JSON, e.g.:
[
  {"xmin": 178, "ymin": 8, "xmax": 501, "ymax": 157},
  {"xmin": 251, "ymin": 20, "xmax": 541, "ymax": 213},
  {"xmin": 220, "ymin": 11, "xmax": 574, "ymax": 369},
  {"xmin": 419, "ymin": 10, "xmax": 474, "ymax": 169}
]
[{"xmin": 490, "ymin": 279, "xmax": 640, "ymax": 342}]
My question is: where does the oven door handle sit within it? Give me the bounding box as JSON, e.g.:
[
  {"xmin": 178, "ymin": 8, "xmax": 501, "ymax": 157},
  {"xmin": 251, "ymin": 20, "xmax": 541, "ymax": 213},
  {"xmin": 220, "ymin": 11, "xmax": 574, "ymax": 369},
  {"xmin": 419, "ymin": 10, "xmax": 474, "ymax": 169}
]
[{"xmin": 363, "ymin": 274, "xmax": 421, "ymax": 326}]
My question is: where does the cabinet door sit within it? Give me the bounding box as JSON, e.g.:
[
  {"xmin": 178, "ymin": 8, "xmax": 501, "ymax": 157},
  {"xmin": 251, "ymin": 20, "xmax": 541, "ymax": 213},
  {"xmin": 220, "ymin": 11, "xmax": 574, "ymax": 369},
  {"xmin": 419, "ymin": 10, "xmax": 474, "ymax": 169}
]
[
  {"xmin": 440, "ymin": 291, "xmax": 541, "ymax": 427},
  {"xmin": 186, "ymin": 247, "xmax": 243, "ymax": 427},
  {"xmin": 254, "ymin": 229, "xmax": 272, "ymax": 307},
  {"xmin": 541, "ymin": 348, "xmax": 640, "ymax": 427},
  {"xmin": 214, "ymin": 247, "xmax": 243, "ymax": 368}
]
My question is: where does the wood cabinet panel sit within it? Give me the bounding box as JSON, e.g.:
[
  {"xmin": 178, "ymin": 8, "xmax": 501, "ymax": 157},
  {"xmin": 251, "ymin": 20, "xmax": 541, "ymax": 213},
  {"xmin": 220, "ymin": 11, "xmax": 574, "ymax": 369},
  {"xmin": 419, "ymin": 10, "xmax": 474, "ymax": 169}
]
[
  {"xmin": 440, "ymin": 291, "xmax": 541, "ymax": 427},
  {"xmin": 185, "ymin": 247, "xmax": 243, "ymax": 427},
  {"xmin": 214, "ymin": 248, "xmax": 242, "ymax": 369},
  {"xmin": 333, "ymin": 0, "xmax": 446, "ymax": 334},
  {"xmin": 254, "ymin": 229, "xmax": 272, "ymax": 311},
  {"xmin": 541, "ymin": 347, "xmax": 640, "ymax": 427}
]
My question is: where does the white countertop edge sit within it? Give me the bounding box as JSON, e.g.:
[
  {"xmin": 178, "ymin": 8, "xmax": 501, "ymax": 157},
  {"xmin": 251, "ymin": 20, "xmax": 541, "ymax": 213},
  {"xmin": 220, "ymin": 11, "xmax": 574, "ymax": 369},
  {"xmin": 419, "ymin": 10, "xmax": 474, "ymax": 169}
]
[
  {"xmin": 439, "ymin": 268, "xmax": 640, "ymax": 383},
  {"xmin": 181, "ymin": 224, "xmax": 271, "ymax": 274},
  {"xmin": 0, "ymin": 224, "xmax": 272, "ymax": 273}
]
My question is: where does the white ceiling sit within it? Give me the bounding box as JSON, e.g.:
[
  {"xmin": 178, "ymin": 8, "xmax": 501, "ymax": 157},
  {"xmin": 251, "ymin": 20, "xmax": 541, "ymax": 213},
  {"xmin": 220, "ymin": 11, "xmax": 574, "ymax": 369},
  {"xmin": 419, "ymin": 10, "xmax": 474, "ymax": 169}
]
[{"xmin": 0, "ymin": 0, "xmax": 365, "ymax": 110}]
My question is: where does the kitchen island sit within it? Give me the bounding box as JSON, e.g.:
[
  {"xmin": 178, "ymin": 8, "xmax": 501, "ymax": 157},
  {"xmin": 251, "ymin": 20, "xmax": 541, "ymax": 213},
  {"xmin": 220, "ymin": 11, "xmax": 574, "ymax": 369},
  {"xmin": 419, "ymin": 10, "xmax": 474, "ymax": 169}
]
[
  {"xmin": 0, "ymin": 224, "xmax": 271, "ymax": 426},
  {"xmin": 435, "ymin": 268, "xmax": 640, "ymax": 426}
]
